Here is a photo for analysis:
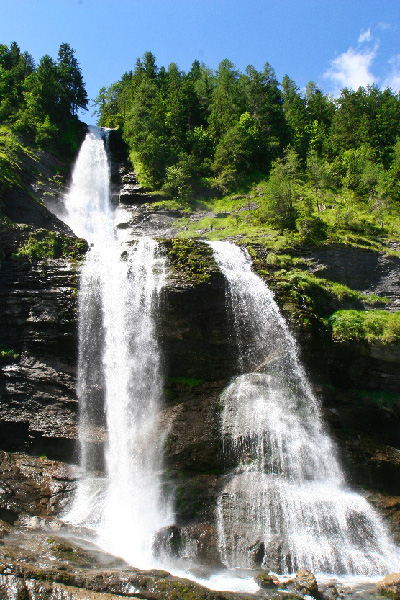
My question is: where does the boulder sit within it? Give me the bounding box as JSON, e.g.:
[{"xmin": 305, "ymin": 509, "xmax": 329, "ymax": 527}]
[
  {"xmin": 323, "ymin": 584, "xmax": 339, "ymax": 600},
  {"xmin": 254, "ymin": 571, "xmax": 278, "ymax": 589},
  {"xmin": 378, "ymin": 573, "xmax": 400, "ymax": 599},
  {"xmin": 295, "ymin": 569, "xmax": 319, "ymax": 597}
]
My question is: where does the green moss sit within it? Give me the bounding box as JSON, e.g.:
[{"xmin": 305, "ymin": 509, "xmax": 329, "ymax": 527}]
[
  {"xmin": 286, "ymin": 271, "xmax": 387, "ymax": 306},
  {"xmin": 0, "ymin": 346, "xmax": 20, "ymax": 361},
  {"xmin": 162, "ymin": 238, "xmax": 216, "ymax": 283},
  {"xmin": 257, "ymin": 264, "xmax": 387, "ymax": 321},
  {"xmin": 328, "ymin": 309, "xmax": 400, "ymax": 343},
  {"xmin": 12, "ymin": 229, "xmax": 88, "ymax": 261}
]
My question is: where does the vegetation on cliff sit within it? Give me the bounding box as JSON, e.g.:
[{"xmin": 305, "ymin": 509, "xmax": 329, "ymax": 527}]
[
  {"xmin": 329, "ymin": 309, "xmax": 400, "ymax": 344},
  {"xmin": 162, "ymin": 238, "xmax": 217, "ymax": 283},
  {"xmin": 95, "ymin": 52, "xmax": 400, "ymax": 250},
  {"xmin": 12, "ymin": 227, "xmax": 88, "ymax": 260},
  {"xmin": 0, "ymin": 41, "xmax": 88, "ymax": 226}
]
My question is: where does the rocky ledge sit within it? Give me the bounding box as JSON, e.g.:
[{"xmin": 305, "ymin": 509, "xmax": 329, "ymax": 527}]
[
  {"xmin": 0, "ymin": 527, "xmax": 391, "ymax": 600},
  {"xmin": 0, "ymin": 529, "xmax": 257, "ymax": 600}
]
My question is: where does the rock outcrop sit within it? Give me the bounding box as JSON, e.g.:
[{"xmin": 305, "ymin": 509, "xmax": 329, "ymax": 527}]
[
  {"xmin": 0, "ymin": 240, "xmax": 80, "ymax": 462},
  {"xmin": 0, "ymin": 531, "xmax": 258, "ymax": 600},
  {"xmin": 378, "ymin": 572, "xmax": 400, "ymax": 599}
]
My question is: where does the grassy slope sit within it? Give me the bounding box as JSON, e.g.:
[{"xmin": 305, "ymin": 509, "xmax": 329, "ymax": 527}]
[
  {"xmin": 0, "ymin": 124, "xmax": 87, "ymax": 260},
  {"xmin": 150, "ymin": 178, "xmax": 400, "ymax": 347}
]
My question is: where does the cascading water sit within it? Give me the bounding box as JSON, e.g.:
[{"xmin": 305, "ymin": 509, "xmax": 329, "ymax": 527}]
[
  {"xmin": 210, "ymin": 240, "xmax": 400, "ymax": 576},
  {"xmin": 63, "ymin": 126, "xmax": 173, "ymax": 568}
]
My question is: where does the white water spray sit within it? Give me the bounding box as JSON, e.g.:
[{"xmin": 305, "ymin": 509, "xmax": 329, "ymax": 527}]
[
  {"xmin": 63, "ymin": 126, "xmax": 113, "ymax": 243},
  {"xmin": 210, "ymin": 240, "xmax": 400, "ymax": 576},
  {"xmin": 63, "ymin": 126, "xmax": 172, "ymax": 567}
]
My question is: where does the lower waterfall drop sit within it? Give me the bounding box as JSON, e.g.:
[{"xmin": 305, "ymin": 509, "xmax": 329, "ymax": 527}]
[
  {"xmin": 210, "ymin": 240, "xmax": 400, "ymax": 576},
  {"xmin": 63, "ymin": 126, "xmax": 173, "ymax": 568}
]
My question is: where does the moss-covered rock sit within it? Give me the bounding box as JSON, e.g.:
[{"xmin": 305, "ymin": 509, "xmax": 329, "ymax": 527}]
[
  {"xmin": 162, "ymin": 238, "xmax": 218, "ymax": 285},
  {"xmin": 11, "ymin": 228, "xmax": 87, "ymax": 261},
  {"xmin": 254, "ymin": 571, "xmax": 278, "ymax": 589}
]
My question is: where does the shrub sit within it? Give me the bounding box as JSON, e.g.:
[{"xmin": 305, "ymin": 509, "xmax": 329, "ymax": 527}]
[{"xmin": 328, "ymin": 310, "xmax": 400, "ymax": 343}]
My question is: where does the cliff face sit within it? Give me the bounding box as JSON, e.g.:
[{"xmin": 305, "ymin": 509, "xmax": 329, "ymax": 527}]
[
  {"xmin": 1, "ymin": 137, "xmax": 400, "ymax": 573},
  {"xmin": 0, "ymin": 254, "xmax": 78, "ymax": 458},
  {"xmin": 2, "ymin": 231, "xmax": 400, "ymax": 556}
]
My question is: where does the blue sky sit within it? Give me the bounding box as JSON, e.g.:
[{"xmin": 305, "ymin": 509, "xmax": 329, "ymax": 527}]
[{"xmin": 1, "ymin": 0, "xmax": 399, "ymax": 124}]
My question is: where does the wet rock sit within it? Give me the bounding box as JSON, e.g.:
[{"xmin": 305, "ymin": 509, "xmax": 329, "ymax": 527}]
[
  {"xmin": 116, "ymin": 170, "xmax": 162, "ymax": 205},
  {"xmin": 295, "ymin": 569, "xmax": 318, "ymax": 597},
  {"xmin": 322, "ymin": 583, "xmax": 339, "ymax": 600},
  {"xmin": 0, "ymin": 451, "xmax": 76, "ymax": 519},
  {"xmin": 254, "ymin": 570, "xmax": 278, "ymax": 589},
  {"xmin": 259, "ymin": 538, "xmax": 290, "ymax": 573},
  {"xmin": 0, "ymin": 248, "xmax": 80, "ymax": 462},
  {"xmin": 377, "ymin": 573, "xmax": 400, "ymax": 599},
  {"xmin": 181, "ymin": 523, "xmax": 223, "ymax": 568},
  {"xmin": 0, "ymin": 528, "xmax": 262, "ymax": 600},
  {"xmin": 0, "ymin": 575, "xmax": 142, "ymax": 600},
  {"xmin": 0, "ymin": 520, "xmax": 12, "ymax": 539}
]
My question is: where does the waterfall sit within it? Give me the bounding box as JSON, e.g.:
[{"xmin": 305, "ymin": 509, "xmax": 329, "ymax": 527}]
[
  {"xmin": 210, "ymin": 240, "xmax": 400, "ymax": 576},
  {"xmin": 63, "ymin": 126, "xmax": 113, "ymax": 244},
  {"xmin": 63, "ymin": 126, "xmax": 172, "ymax": 568}
]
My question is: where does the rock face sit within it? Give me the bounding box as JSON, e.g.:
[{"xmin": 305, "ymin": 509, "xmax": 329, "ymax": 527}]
[
  {"xmin": 0, "ymin": 224, "xmax": 81, "ymax": 533},
  {"xmin": 0, "ymin": 250, "xmax": 79, "ymax": 462},
  {"xmin": 309, "ymin": 245, "xmax": 400, "ymax": 309},
  {"xmin": 118, "ymin": 169, "xmax": 149, "ymax": 204},
  {"xmin": 0, "ymin": 451, "xmax": 74, "ymax": 522},
  {"xmin": 1, "ymin": 135, "xmax": 400, "ymax": 578},
  {"xmin": 2, "ymin": 228, "xmax": 400, "ymax": 567}
]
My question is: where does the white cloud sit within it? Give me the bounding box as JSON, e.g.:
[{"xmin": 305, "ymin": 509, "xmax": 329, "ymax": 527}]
[
  {"xmin": 383, "ymin": 54, "xmax": 400, "ymax": 92},
  {"xmin": 358, "ymin": 28, "xmax": 372, "ymax": 43},
  {"xmin": 378, "ymin": 22, "xmax": 392, "ymax": 31},
  {"xmin": 324, "ymin": 46, "xmax": 378, "ymax": 95}
]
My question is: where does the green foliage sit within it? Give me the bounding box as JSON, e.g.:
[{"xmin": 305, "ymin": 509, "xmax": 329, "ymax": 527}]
[
  {"xmin": 0, "ymin": 125, "xmax": 23, "ymax": 194},
  {"xmin": 328, "ymin": 309, "xmax": 400, "ymax": 343},
  {"xmin": 0, "ymin": 345, "xmax": 20, "ymax": 360},
  {"xmin": 331, "ymin": 86, "xmax": 400, "ymax": 166},
  {"xmin": 0, "ymin": 41, "xmax": 87, "ymax": 157},
  {"xmin": 285, "ymin": 271, "xmax": 375, "ymax": 306},
  {"xmin": 13, "ymin": 229, "xmax": 88, "ymax": 261},
  {"xmin": 95, "ymin": 51, "xmax": 400, "ymax": 249},
  {"xmin": 162, "ymin": 238, "xmax": 216, "ymax": 283},
  {"xmin": 296, "ymin": 215, "xmax": 327, "ymax": 243},
  {"xmin": 0, "ymin": 124, "xmax": 38, "ymax": 198},
  {"xmin": 213, "ymin": 112, "xmax": 263, "ymax": 180},
  {"xmin": 94, "ymin": 54, "xmax": 287, "ymax": 194},
  {"xmin": 258, "ymin": 148, "xmax": 301, "ymax": 230}
]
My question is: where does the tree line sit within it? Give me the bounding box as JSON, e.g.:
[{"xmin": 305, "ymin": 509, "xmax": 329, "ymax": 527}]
[
  {"xmin": 95, "ymin": 52, "xmax": 400, "ymax": 234},
  {"xmin": 0, "ymin": 41, "xmax": 88, "ymax": 155}
]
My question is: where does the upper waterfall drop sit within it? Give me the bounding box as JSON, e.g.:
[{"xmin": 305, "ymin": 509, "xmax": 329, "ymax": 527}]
[
  {"xmin": 210, "ymin": 240, "xmax": 400, "ymax": 576},
  {"xmin": 62, "ymin": 126, "xmax": 173, "ymax": 568},
  {"xmin": 63, "ymin": 126, "xmax": 113, "ymax": 242}
]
